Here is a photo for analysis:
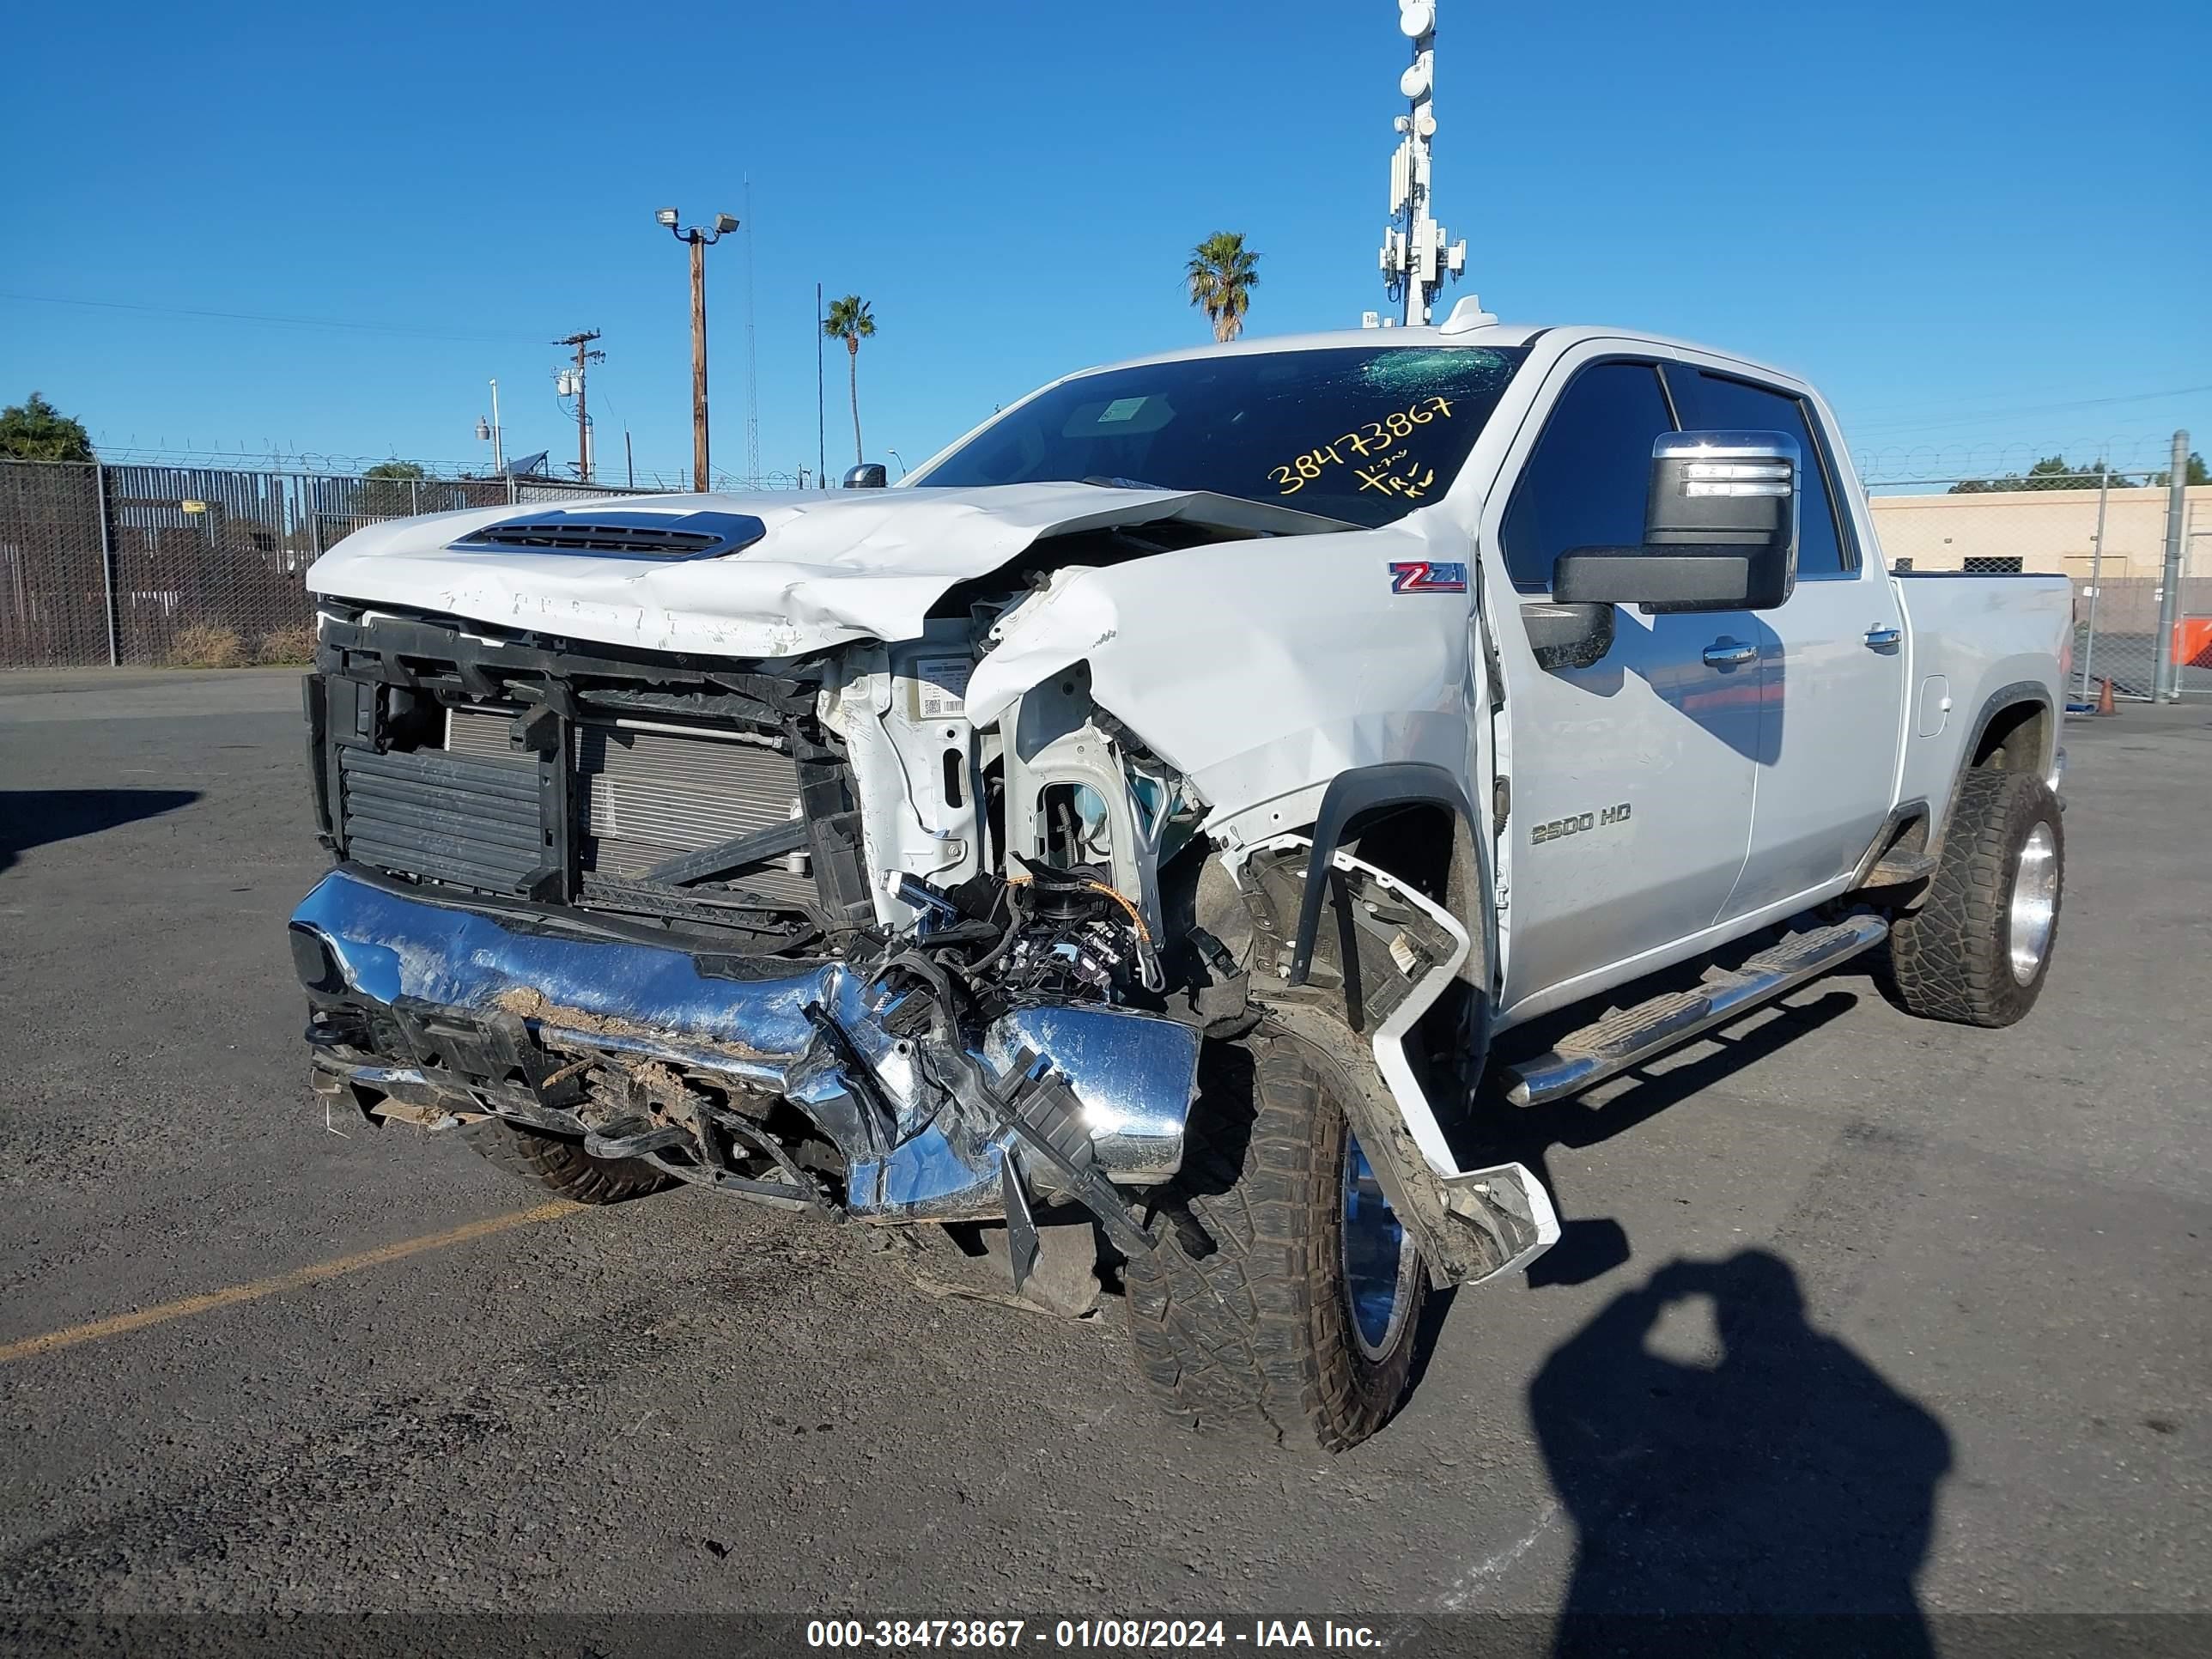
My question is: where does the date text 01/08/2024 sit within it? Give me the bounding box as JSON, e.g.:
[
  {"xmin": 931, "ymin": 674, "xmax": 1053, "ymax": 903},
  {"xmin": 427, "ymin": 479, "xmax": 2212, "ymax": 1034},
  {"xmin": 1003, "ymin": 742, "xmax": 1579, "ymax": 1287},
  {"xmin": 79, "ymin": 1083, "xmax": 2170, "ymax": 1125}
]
[{"xmin": 805, "ymin": 1619, "xmax": 1382, "ymax": 1650}]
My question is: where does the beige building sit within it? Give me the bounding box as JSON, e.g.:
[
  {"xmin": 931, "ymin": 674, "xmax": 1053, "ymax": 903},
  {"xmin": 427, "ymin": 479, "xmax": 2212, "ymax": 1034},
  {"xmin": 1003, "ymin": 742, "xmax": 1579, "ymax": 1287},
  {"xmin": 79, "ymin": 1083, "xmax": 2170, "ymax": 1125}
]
[{"xmin": 1865, "ymin": 483, "xmax": 2212, "ymax": 581}]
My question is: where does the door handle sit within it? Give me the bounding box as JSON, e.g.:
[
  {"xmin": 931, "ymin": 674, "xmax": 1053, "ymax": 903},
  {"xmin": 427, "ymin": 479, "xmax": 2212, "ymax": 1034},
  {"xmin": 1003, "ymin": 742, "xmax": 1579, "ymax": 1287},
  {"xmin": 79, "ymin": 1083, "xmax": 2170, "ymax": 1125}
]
[
  {"xmin": 1702, "ymin": 641, "xmax": 1758, "ymax": 667},
  {"xmin": 1863, "ymin": 626, "xmax": 1903, "ymax": 650}
]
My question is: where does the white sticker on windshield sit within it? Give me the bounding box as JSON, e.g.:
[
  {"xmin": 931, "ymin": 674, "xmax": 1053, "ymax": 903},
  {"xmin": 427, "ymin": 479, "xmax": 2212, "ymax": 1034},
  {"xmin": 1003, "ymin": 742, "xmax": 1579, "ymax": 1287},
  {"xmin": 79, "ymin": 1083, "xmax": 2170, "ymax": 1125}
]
[{"xmin": 1097, "ymin": 397, "xmax": 1146, "ymax": 423}]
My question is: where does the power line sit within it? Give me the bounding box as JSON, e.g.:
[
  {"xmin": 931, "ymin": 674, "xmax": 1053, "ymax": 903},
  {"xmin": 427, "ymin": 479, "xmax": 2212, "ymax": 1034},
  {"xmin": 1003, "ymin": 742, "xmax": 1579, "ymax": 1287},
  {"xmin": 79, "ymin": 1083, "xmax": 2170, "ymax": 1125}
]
[
  {"xmin": 1844, "ymin": 384, "xmax": 2212, "ymax": 436},
  {"xmin": 1, "ymin": 290, "xmax": 548, "ymax": 346},
  {"xmin": 1836, "ymin": 379, "xmax": 2193, "ymax": 421}
]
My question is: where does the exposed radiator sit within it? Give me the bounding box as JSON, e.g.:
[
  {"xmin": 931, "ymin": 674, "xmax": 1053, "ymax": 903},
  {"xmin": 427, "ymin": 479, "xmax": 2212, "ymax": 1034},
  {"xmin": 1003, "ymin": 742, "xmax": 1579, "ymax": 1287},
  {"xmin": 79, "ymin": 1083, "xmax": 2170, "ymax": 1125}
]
[
  {"xmin": 571, "ymin": 720, "xmax": 815, "ymax": 908},
  {"xmin": 343, "ymin": 704, "xmax": 817, "ymax": 910}
]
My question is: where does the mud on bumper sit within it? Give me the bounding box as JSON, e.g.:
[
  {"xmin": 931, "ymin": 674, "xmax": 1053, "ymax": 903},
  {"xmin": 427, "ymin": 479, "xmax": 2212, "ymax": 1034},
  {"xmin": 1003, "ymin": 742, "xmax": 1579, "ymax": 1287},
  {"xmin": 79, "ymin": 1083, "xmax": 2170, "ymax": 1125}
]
[{"xmin": 289, "ymin": 867, "xmax": 1199, "ymax": 1235}]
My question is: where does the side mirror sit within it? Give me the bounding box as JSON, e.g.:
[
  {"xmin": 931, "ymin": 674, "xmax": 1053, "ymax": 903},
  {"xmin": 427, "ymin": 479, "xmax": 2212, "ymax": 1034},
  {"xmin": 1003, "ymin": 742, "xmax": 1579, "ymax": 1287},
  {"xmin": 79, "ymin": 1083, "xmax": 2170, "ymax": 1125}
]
[
  {"xmin": 842, "ymin": 463, "xmax": 889, "ymax": 489},
  {"xmin": 1553, "ymin": 430, "xmax": 1800, "ymax": 614}
]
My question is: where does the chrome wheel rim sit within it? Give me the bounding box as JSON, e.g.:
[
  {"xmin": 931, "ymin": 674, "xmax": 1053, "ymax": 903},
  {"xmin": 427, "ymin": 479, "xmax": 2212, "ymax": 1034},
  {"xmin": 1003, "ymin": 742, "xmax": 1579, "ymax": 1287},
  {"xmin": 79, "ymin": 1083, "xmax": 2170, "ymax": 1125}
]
[
  {"xmin": 2008, "ymin": 822, "xmax": 2059, "ymax": 985},
  {"xmin": 1342, "ymin": 1132, "xmax": 1417, "ymax": 1361}
]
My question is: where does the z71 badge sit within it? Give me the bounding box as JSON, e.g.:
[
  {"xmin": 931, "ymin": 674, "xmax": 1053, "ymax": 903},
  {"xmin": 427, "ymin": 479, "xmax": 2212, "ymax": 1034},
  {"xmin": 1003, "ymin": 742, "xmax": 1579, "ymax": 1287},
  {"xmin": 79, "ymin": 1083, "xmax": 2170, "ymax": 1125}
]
[{"xmin": 1389, "ymin": 561, "xmax": 1468, "ymax": 594}]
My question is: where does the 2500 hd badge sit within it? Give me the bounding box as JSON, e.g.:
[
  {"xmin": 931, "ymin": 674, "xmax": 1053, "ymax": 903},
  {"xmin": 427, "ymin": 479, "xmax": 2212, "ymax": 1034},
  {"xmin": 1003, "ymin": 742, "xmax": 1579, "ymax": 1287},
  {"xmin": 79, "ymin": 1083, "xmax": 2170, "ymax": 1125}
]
[{"xmin": 1531, "ymin": 802, "xmax": 1631, "ymax": 844}]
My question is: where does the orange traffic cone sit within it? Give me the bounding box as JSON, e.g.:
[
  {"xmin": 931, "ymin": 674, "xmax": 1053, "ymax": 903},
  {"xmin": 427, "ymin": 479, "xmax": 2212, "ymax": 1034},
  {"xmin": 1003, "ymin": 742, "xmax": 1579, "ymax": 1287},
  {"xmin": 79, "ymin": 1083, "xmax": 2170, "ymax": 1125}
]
[{"xmin": 2096, "ymin": 676, "xmax": 2118, "ymax": 716}]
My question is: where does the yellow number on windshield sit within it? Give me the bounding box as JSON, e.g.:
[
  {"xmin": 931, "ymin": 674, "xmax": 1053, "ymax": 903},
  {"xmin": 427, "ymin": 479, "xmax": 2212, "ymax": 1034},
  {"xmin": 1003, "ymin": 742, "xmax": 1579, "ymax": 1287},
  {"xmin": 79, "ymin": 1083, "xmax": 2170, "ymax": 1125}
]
[{"xmin": 1268, "ymin": 397, "xmax": 1459, "ymax": 496}]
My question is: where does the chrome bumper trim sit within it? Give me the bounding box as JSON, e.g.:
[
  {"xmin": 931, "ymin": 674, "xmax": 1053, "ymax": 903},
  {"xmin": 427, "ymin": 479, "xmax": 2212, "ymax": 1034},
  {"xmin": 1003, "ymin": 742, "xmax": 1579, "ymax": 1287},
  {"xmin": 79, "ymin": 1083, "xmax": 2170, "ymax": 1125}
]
[{"xmin": 290, "ymin": 868, "xmax": 1198, "ymax": 1219}]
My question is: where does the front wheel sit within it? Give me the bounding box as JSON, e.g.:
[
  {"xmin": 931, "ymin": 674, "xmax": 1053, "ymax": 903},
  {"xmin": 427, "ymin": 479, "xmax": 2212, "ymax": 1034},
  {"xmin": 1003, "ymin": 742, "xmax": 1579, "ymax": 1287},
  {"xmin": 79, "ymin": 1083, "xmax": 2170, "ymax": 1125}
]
[
  {"xmin": 1887, "ymin": 768, "xmax": 2063, "ymax": 1027},
  {"xmin": 1124, "ymin": 1036, "xmax": 1428, "ymax": 1452}
]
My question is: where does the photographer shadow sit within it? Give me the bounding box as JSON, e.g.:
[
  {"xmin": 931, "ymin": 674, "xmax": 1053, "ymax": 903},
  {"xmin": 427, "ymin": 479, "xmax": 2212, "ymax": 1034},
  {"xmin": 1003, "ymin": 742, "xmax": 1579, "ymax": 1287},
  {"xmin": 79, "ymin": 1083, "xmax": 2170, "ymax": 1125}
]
[{"xmin": 1532, "ymin": 1249, "xmax": 1953, "ymax": 1656}]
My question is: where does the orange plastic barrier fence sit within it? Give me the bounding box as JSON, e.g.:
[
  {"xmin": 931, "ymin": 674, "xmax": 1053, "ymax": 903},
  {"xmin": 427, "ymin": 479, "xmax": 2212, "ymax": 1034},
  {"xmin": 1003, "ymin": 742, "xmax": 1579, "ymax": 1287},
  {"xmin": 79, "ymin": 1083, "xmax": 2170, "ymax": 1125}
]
[{"xmin": 2179, "ymin": 618, "xmax": 2212, "ymax": 670}]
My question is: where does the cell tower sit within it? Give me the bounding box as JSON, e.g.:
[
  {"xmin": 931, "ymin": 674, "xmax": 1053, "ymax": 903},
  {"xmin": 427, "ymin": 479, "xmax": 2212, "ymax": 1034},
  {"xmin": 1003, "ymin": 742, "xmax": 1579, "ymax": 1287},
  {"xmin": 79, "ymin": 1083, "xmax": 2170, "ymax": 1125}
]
[{"xmin": 1377, "ymin": 1, "xmax": 1467, "ymax": 326}]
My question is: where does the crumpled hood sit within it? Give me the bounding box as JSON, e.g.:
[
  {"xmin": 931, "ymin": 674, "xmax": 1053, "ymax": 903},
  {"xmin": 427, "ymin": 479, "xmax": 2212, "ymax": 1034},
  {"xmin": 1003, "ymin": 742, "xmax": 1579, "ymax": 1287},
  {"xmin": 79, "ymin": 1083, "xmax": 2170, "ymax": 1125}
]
[{"xmin": 305, "ymin": 483, "xmax": 1334, "ymax": 659}]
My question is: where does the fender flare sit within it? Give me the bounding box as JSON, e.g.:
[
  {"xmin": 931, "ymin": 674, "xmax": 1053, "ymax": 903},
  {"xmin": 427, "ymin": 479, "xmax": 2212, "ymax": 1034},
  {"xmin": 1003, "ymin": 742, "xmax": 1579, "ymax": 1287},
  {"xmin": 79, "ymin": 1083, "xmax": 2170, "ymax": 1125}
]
[
  {"xmin": 1285, "ymin": 762, "xmax": 1491, "ymax": 995},
  {"xmin": 1961, "ymin": 678, "xmax": 2057, "ymax": 775},
  {"xmin": 1936, "ymin": 680, "xmax": 2057, "ymax": 855}
]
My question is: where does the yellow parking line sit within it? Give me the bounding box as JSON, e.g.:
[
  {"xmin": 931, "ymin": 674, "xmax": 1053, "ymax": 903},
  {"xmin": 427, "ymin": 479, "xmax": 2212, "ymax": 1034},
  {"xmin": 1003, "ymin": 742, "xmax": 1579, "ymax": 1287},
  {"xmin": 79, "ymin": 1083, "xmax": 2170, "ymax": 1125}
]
[{"xmin": 0, "ymin": 1200, "xmax": 574, "ymax": 1365}]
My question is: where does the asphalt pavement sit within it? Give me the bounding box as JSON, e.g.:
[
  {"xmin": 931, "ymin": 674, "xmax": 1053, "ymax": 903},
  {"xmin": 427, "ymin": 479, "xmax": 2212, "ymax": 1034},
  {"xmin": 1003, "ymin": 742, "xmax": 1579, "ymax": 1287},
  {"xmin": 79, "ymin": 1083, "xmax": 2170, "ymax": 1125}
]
[{"xmin": 0, "ymin": 669, "xmax": 2205, "ymax": 1651}]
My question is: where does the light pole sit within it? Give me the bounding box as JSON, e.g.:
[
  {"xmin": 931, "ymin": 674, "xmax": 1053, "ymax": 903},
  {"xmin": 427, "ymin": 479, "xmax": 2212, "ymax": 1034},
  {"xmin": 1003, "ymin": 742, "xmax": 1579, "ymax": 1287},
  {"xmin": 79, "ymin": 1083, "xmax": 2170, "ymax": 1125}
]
[
  {"xmin": 655, "ymin": 207, "xmax": 738, "ymax": 491},
  {"xmin": 886, "ymin": 448, "xmax": 907, "ymax": 479},
  {"xmin": 475, "ymin": 380, "xmax": 505, "ymax": 475}
]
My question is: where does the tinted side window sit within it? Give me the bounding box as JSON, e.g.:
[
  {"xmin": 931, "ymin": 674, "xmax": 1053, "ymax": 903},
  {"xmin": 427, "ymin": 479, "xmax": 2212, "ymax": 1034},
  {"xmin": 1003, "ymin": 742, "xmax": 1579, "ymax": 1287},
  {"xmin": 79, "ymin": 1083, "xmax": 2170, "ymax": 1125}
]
[
  {"xmin": 1500, "ymin": 362, "xmax": 1674, "ymax": 591},
  {"xmin": 1663, "ymin": 369, "xmax": 1852, "ymax": 578}
]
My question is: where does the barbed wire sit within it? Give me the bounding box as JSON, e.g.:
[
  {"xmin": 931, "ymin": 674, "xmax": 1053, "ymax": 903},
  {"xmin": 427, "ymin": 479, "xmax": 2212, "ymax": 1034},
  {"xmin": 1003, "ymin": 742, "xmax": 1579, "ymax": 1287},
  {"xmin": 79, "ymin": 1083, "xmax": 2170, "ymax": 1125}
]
[
  {"xmin": 76, "ymin": 444, "xmax": 825, "ymax": 493},
  {"xmin": 86, "ymin": 443, "xmax": 535, "ymax": 477},
  {"xmin": 1849, "ymin": 434, "xmax": 2192, "ymax": 486}
]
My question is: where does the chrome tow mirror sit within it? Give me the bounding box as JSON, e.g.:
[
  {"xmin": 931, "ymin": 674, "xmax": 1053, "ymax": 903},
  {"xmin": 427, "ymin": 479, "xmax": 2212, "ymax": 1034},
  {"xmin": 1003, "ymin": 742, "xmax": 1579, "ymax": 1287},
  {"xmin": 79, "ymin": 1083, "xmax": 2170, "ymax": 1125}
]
[{"xmin": 1555, "ymin": 429, "xmax": 1800, "ymax": 614}]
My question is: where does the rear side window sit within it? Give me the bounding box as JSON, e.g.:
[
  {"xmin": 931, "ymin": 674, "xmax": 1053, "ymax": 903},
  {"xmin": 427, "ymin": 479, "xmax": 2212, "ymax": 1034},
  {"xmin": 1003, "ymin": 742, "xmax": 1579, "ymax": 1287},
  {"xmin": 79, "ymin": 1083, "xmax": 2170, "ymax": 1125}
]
[
  {"xmin": 1499, "ymin": 362, "xmax": 1675, "ymax": 592},
  {"xmin": 1663, "ymin": 368, "xmax": 1854, "ymax": 578}
]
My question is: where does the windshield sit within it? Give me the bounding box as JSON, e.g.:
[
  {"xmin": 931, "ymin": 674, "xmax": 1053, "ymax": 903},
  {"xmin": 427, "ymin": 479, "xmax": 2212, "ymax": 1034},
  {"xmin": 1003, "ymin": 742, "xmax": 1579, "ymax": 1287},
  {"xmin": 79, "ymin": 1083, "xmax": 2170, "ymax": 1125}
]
[{"xmin": 914, "ymin": 344, "xmax": 1528, "ymax": 527}]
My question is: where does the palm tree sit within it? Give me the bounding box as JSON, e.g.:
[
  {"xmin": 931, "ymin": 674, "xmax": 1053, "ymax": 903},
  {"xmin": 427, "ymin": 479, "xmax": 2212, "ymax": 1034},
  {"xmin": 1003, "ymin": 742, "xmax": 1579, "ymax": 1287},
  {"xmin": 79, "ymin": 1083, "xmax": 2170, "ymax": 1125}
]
[
  {"xmin": 1187, "ymin": 233, "xmax": 1261, "ymax": 343},
  {"xmin": 821, "ymin": 295, "xmax": 876, "ymax": 469}
]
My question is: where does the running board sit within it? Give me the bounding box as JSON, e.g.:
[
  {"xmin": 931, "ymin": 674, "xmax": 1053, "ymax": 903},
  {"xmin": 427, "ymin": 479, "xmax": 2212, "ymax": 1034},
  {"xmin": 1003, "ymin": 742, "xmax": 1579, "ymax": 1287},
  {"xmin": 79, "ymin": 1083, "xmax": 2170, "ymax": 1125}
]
[{"xmin": 1502, "ymin": 915, "xmax": 1890, "ymax": 1108}]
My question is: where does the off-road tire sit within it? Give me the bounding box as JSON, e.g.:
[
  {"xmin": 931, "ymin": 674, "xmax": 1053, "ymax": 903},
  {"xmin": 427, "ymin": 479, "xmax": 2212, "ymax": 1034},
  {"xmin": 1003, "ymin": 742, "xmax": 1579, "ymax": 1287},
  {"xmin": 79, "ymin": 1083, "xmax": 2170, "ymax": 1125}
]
[
  {"xmin": 1124, "ymin": 1036, "xmax": 1428, "ymax": 1452},
  {"xmin": 462, "ymin": 1118, "xmax": 673, "ymax": 1205},
  {"xmin": 1887, "ymin": 768, "xmax": 2063, "ymax": 1027}
]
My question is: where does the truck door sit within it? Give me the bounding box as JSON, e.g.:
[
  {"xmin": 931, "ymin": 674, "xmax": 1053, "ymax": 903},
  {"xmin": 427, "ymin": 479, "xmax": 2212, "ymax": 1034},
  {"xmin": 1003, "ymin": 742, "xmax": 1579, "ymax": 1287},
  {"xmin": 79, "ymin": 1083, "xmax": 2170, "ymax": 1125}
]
[
  {"xmin": 1661, "ymin": 365, "xmax": 1905, "ymax": 919},
  {"xmin": 1485, "ymin": 356, "xmax": 1761, "ymax": 1014}
]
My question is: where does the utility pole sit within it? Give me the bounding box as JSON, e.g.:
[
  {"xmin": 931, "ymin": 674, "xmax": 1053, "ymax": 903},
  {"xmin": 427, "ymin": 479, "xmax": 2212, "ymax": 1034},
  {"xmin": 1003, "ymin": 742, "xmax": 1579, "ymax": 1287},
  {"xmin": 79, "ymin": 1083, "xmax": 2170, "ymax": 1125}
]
[
  {"xmin": 555, "ymin": 330, "xmax": 604, "ymax": 483},
  {"xmin": 744, "ymin": 175, "xmax": 762, "ymax": 489},
  {"xmin": 654, "ymin": 208, "xmax": 737, "ymax": 491},
  {"xmin": 1376, "ymin": 1, "xmax": 1466, "ymax": 326},
  {"xmin": 816, "ymin": 282, "xmax": 827, "ymax": 489},
  {"xmin": 489, "ymin": 379, "xmax": 504, "ymax": 473},
  {"xmin": 2156, "ymin": 428, "xmax": 2190, "ymax": 701}
]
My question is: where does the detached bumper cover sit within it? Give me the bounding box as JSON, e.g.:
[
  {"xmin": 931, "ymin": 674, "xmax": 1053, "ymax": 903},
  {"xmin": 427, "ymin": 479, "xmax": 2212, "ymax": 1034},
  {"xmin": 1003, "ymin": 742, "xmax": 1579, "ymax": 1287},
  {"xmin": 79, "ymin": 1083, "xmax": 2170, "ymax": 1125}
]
[{"xmin": 289, "ymin": 868, "xmax": 1200, "ymax": 1222}]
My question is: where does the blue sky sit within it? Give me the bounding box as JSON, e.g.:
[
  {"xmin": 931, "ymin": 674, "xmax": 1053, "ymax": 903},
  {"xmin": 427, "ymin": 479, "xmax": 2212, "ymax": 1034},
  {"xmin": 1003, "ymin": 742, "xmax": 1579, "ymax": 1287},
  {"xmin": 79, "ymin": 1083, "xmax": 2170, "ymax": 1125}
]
[{"xmin": 3, "ymin": 0, "xmax": 2206, "ymax": 488}]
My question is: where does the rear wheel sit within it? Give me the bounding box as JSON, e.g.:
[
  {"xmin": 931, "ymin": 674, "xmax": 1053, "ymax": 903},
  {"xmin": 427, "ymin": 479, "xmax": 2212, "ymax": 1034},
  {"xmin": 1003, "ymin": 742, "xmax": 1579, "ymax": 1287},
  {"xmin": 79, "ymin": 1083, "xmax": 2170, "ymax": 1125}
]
[
  {"xmin": 1887, "ymin": 768, "xmax": 2063, "ymax": 1027},
  {"xmin": 462, "ymin": 1117, "xmax": 673, "ymax": 1205},
  {"xmin": 1124, "ymin": 1036, "xmax": 1428, "ymax": 1451}
]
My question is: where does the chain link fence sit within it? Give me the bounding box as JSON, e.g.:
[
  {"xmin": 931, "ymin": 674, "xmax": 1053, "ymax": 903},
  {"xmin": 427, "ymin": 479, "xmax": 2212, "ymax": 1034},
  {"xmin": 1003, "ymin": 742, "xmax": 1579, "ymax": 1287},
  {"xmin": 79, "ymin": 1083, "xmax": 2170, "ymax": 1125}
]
[
  {"xmin": 1863, "ymin": 468, "xmax": 2212, "ymax": 703},
  {"xmin": 11, "ymin": 455, "xmax": 2209, "ymax": 693},
  {"xmin": 1, "ymin": 460, "xmax": 653, "ymax": 670}
]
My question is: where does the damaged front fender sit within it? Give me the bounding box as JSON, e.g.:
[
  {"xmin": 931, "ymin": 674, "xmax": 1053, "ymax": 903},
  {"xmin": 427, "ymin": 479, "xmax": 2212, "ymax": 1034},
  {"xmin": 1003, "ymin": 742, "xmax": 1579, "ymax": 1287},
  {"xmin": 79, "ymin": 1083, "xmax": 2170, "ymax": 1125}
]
[
  {"xmin": 1232, "ymin": 834, "xmax": 1559, "ymax": 1287},
  {"xmin": 963, "ymin": 519, "xmax": 1480, "ymax": 847}
]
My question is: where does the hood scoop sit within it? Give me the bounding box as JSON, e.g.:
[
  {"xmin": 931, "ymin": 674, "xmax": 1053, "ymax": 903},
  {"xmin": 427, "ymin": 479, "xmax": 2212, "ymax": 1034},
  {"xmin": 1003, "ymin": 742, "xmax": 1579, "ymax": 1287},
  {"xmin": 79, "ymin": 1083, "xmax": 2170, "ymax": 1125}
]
[{"xmin": 449, "ymin": 508, "xmax": 769, "ymax": 562}]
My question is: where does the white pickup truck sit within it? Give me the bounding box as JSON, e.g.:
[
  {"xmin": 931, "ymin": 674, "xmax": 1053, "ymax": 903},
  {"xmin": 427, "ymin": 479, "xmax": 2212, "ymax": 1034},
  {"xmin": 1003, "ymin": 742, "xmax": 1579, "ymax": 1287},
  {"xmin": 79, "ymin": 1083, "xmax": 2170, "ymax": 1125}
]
[{"xmin": 289, "ymin": 312, "xmax": 2069, "ymax": 1449}]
